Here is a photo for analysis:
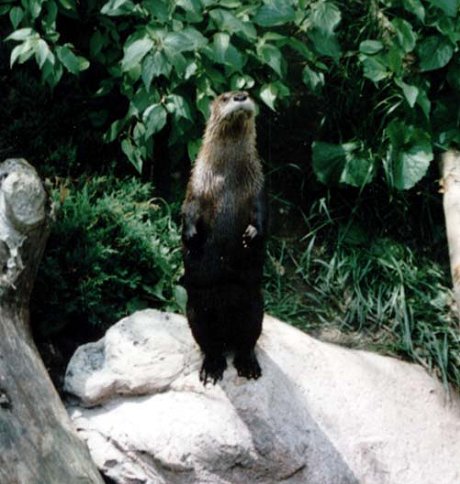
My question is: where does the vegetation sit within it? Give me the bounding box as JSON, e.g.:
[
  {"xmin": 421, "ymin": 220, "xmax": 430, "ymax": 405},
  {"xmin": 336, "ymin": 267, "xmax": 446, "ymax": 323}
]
[
  {"xmin": 0, "ymin": 0, "xmax": 459, "ymax": 388},
  {"xmin": 32, "ymin": 177, "xmax": 184, "ymax": 336},
  {"xmin": 2, "ymin": 0, "xmax": 460, "ymax": 184},
  {"xmin": 265, "ymin": 199, "xmax": 460, "ymax": 389}
]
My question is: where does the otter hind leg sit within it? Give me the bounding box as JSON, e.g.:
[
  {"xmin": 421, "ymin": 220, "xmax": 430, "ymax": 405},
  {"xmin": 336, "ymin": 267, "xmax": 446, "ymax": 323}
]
[
  {"xmin": 230, "ymin": 290, "xmax": 263, "ymax": 380},
  {"xmin": 200, "ymin": 353, "xmax": 227, "ymax": 385},
  {"xmin": 233, "ymin": 349, "xmax": 261, "ymax": 380},
  {"xmin": 186, "ymin": 291, "xmax": 228, "ymax": 385}
]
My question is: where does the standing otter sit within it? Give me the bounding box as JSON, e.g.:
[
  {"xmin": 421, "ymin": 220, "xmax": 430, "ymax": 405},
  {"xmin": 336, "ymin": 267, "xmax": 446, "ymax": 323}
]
[{"xmin": 181, "ymin": 91, "xmax": 267, "ymax": 385}]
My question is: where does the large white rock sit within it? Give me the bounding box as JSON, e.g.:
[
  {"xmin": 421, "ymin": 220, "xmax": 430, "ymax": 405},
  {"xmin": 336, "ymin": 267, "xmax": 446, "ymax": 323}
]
[{"xmin": 65, "ymin": 310, "xmax": 460, "ymax": 484}]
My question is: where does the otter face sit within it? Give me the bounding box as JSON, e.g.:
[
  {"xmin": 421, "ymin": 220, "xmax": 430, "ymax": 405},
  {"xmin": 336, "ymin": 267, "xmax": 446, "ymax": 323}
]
[{"xmin": 213, "ymin": 91, "xmax": 255, "ymax": 123}]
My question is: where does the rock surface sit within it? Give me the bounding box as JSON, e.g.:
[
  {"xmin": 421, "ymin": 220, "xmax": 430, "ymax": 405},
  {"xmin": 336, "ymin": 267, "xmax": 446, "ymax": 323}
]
[{"xmin": 65, "ymin": 310, "xmax": 460, "ymax": 484}]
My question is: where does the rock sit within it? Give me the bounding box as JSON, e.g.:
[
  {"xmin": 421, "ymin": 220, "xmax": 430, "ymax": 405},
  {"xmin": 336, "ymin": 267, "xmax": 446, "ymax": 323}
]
[{"xmin": 65, "ymin": 310, "xmax": 460, "ymax": 484}]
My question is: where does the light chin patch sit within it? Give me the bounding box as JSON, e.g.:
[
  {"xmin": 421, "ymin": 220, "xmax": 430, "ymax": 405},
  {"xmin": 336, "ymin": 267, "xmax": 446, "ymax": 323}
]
[{"xmin": 222, "ymin": 99, "xmax": 255, "ymax": 119}]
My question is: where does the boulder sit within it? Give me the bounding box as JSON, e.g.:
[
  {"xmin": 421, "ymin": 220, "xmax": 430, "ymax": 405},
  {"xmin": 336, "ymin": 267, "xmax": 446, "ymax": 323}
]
[{"xmin": 65, "ymin": 310, "xmax": 460, "ymax": 484}]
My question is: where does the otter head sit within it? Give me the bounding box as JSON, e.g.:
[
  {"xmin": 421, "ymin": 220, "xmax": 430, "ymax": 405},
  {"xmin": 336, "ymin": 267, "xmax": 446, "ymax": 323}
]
[{"xmin": 206, "ymin": 91, "xmax": 256, "ymax": 140}]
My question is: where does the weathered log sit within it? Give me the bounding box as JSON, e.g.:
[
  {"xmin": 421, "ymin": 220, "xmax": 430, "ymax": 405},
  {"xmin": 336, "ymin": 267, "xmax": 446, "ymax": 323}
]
[
  {"xmin": 440, "ymin": 150, "xmax": 460, "ymax": 324},
  {"xmin": 0, "ymin": 159, "xmax": 103, "ymax": 484}
]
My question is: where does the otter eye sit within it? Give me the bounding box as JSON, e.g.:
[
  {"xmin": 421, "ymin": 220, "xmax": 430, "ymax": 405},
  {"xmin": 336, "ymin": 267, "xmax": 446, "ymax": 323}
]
[{"xmin": 221, "ymin": 95, "xmax": 230, "ymax": 102}]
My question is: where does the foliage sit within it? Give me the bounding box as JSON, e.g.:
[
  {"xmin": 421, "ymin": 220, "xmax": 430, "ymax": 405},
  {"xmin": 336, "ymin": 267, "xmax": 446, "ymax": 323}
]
[
  {"xmin": 312, "ymin": 0, "xmax": 460, "ymax": 191},
  {"xmin": 2, "ymin": 0, "xmax": 459, "ymax": 189},
  {"xmin": 265, "ymin": 198, "xmax": 460, "ymax": 389},
  {"xmin": 1, "ymin": 0, "xmax": 339, "ymax": 173},
  {"xmin": 31, "ymin": 176, "xmax": 184, "ymax": 335}
]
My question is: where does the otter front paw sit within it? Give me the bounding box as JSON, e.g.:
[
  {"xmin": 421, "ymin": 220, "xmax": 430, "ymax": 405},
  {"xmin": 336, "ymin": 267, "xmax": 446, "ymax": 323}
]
[
  {"xmin": 233, "ymin": 351, "xmax": 262, "ymax": 380},
  {"xmin": 200, "ymin": 354, "xmax": 227, "ymax": 385},
  {"xmin": 183, "ymin": 224, "xmax": 198, "ymax": 242},
  {"xmin": 242, "ymin": 224, "xmax": 258, "ymax": 248}
]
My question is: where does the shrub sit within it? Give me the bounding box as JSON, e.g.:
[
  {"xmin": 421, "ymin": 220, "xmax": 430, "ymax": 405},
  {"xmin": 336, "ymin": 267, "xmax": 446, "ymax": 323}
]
[{"xmin": 31, "ymin": 176, "xmax": 184, "ymax": 335}]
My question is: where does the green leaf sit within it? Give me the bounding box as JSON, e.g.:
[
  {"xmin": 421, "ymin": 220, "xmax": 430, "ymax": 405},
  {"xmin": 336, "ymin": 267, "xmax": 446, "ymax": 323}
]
[
  {"xmin": 260, "ymin": 83, "xmax": 277, "ymax": 110},
  {"xmin": 7, "ymin": 28, "xmax": 35, "ymax": 41},
  {"xmin": 386, "ymin": 121, "xmax": 432, "ymax": 190},
  {"xmin": 206, "ymin": 33, "xmax": 245, "ymax": 72},
  {"xmin": 417, "ymin": 36, "xmax": 453, "ymax": 72},
  {"xmin": 391, "ymin": 145, "xmax": 432, "ymax": 190},
  {"xmin": 121, "ymin": 38, "xmax": 154, "ymax": 72},
  {"xmin": 143, "ymin": 104, "xmax": 167, "ymax": 137},
  {"xmin": 164, "ymin": 32, "xmax": 194, "ymax": 52},
  {"xmin": 164, "ymin": 28, "xmax": 207, "ymax": 53},
  {"xmin": 210, "ymin": 32, "xmax": 229, "ymax": 63},
  {"xmin": 144, "ymin": 0, "xmax": 170, "ymax": 21},
  {"xmin": 395, "ymin": 79, "xmax": 418, "ymax": 108},
  {"xmin": 259, "ymin": 81, "xmax": 289, "ymax": 111},
  {"xmin": 258, "ymin": 43, "xmax": 284, "ymax": 77},
  {"xmin": 209, "ymin": 9, "xmax": 256, "ymax": 40},
  {"xmin": 310, "ymin": 1, "xmax": 341, "ymax": 35},
  {"xmin": 302, "ymin": 66, "xmax": 325, "ymax": 93},
  {"xmin": 359, "ymin": 40, "xmax": 384, "ymax": 55},
  {"xmin": 165, "ymin": 50, "xmax": 188, "ymax": 75},
  {"xmin": 57, "ymin": 45, "xmax": 89, "ymax": 74},
  {"xmin": 386, "ymin": 45, "xmax": 403, "ymax": 75},
  {"xmin": 90, "ymin": 31, "xmax": 105, "ymax": 58},
  {"xmin": 173, "ymin": 285, "xmax": 188, "ymax": 314},
  {"xmin": 165, "ymin": 94, "xmax": 192, "ymax": 121},
  {"xmin": 101, "ymin": 0, "xmax": 136, "ymax": 16},
  {"xmin": 41, "ymin": 58, "xmax": 63, "ymax": 87},
  {"xmin": 10, "ymin": 40, "xmax": 35, "ymax": 67},
  {"xmin": 176, "ymin": 0, "xmax": 203, "ymax": 22},
  {"xmin": 185, "ymin": 61, "xmax": 198, "ymax": 80},
  {"xmin": 187, "ymin": 138, "xmax": 202, "ymax": 161},
  {"xmin": 253, "ymin": 0, "xmax": 295, "ymax": 27},
  {"xmin": 312, "ymin": 141, "xmax": 374, "ymax": 187},
  {"xmin": 360, "ymin": 55, "xmax": 388, "ymax": 82},
  {"xmin": 392, "ymin": 18, "xmax": 416, "ymax": 53},
  {"xmin": 58, "ymin": 0, "xmax": 76, "ymax": 11},
  {"xmin": 35, "ymin": 39, "xmax": 54, "ymax": 69},
  {"xmin": 28, "ymin": 0, "xmax": 43, "ymax": 19},
  {"xmin": 105, "ymin": 119, "xmax": 127, "ymax": 142},
  {"xmin": 230, "ymin": 74, "xmax": 255, "ymax": 90},
  {"xmin": 340, "ymin": 155, "xmax": 375, "ymax": 187},
  {"xmin": 121, "ymin": 138, "xmax": 143, "ymax": 173},
  {"xmin": 43, "ymin": 1, "xmax": 58, "ymax": 30},
  {"xmin": 286, "ymin": 38, "xmax": 314, "ymax": 60},
  {"xmin": 196, "ymin": 94, "xmax": 211, "ymax": 119},
  {"xmin": 205, "ymin": 67, "xmax": 226, "ymax": 87},
  {"xmin": 416, "ymin": 87, "xmax": 431, "ymax": 119},
  {"xmin": 308, "ymin": 29, "xmax": 341, "ymax": 59},
  {"xmin": 402, "ymin": 0, "xmax": 425, "ymax": 21},
  {"xmin": 427, "ymin": 0, "xmax": 458, "ymax": 17},
  {"xmin": 9, "ymin": 7, "xmax": 24, "ymax": 29}
]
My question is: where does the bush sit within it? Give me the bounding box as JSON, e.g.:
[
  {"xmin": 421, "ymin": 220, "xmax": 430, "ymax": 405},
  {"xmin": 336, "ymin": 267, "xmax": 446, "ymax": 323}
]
[{"xmin": 31, "ymin": 176, "xmax": 184, "ymax": 336}]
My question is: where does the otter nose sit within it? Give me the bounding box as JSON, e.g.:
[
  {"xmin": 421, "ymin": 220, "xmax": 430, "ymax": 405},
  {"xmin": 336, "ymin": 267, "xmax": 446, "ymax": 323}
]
[{"xmin": 233, "ymin": 92, "xmax": 248, "ymax": 102}]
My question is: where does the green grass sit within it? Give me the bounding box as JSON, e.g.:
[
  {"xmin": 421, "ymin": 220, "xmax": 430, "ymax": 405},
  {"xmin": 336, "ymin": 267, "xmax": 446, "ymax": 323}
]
[{"xmin": 264, "ymin": 199, "xmax": 460, "ymax": 390}]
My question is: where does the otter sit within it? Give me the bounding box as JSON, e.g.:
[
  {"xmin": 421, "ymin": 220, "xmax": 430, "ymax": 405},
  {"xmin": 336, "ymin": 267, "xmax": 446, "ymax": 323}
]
[{"xmin": 181, "ymin": 91, "xmax": 267, "ymax": 385}]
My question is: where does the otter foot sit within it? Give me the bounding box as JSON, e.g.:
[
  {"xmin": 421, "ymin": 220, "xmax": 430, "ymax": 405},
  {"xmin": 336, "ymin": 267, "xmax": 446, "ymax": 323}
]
[
  {"xmin": 242, "ymin": 224, "xmax": 258, "ymax": 249},
  {"xmin": 233, "ymin": 351, "xmax": 262, "ymax": 380},
  {"xmin": 200, "ymin": 354, "xmax": 227, "ymax": 385}
]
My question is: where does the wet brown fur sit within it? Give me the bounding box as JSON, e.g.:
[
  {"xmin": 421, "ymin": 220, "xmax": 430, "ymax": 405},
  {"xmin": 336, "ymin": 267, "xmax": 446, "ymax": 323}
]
[{"xmin": 181, "ymin": 91, "xmax": 267, "ymax": 384}]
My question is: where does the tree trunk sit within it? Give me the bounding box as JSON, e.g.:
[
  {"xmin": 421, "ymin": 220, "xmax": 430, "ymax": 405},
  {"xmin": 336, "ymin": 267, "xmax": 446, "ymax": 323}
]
[
  {"xmin": 0, "ymin": 159, "xmax": 103, "ymax": 484},
  {"xmin": 440, "ymin": 149, "xmax": 460, "ymax": 324}
]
